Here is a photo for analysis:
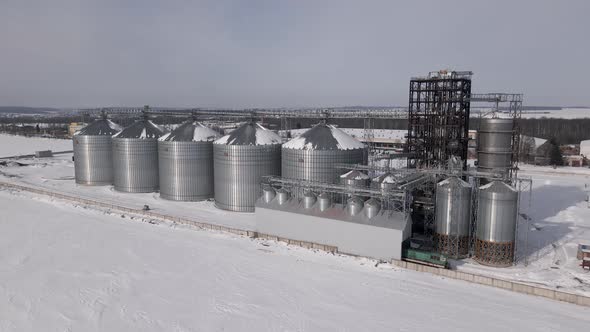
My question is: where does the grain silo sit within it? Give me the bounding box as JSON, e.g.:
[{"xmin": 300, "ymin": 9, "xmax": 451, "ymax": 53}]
[
  {"xmin": 282, "ymin": 123, "xmax": 367, "ymax": 184},
  {"xmin": 340, "ymin": 170, "xmax": 370, "ymax": 189},
  {"xmin": 213, "ymin": 122, "xmax": 282, "ymax": 212},
  {"xmin": 434, "ymin": 177, "xmax": 472, "ymax": 258},
  {"xmin": 158, "ymin": 121, "xmax": 220, "ymax": 201},
  {"xmin": 371, "ymin": 172, "xmax": 398, "ymax": 209},
  {"xmin": 475, "ymin": 181, "xmax": 519, "ymax": 267},
  {"xmin": 112, "ymin": 116, "xmax": 167, "ymax": 193},
  {"xmin": 477, "ymin": 118, "xmax": 513, "ymax": 181},
  {"xmin": 73, "ymin": 114, "xmax": 122, "ymax": 185},
  {"xmin": 371, "ymin": 172, "xmax": 397, "ymax": 193}
]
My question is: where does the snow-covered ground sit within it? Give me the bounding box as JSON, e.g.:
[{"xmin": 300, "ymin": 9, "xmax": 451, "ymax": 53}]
[
  {"xmin": 455, "ymin": 164, "xmax": 590, "ymax": 295},
  {"xmin": 520, "ymin": 108, "xmax": 590, "ymax": 119},
  {"xmin": 1, "ymin": 189, "xmax": 589, "ymax": 331},
  {"xmin": 474, "ymin": 107, "xmax": 590, "ymax": 119},
  {"xmin": 283, "ymin": 128, "xmax": 407, "ymax": 142},
  {"xmin": 1, "ymin": 136, "xmax": 590, "ymax": 330},
  {"xmin": 0, "ymin": 134, "xmax": 72, "ymax": 157}
]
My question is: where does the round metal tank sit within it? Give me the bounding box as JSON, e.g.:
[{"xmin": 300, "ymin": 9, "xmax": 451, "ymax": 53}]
[
  {"xmin": 340, "ymin": 170, "xmax": 370, "ymax": 189},
  {"xmin": 112, "ymin": 118, "xmax": 167, "ymax": 193},
  {"xmin": 213, "ymin": 122, "xmax": 282, "ymax": 212},
  {"xmin": 371, "ymin": 172, "xmax": 398, "ymax": 209},
  {"xmin": 371, "ymin": 172, "xmax": 397, "ymax": 192},
  {"xmin": 477, "ymin": 118, "xmax": 513, "ymax": 175},
  {"xmin": 262, "ymin": 185, "xmax": 276, "ymax": 203},
  {"xmin": 302, "ymin": 191, "xmax": 316, "ymax": 209},
  {"xmin": 435, "ymin": 177, "xmax": 472, "ymax": 257},
  {"xmin": 282, "ymin": 123, "xmax": 367, "ymax": 184},
  {"xmin": 276, "ymin": 188, "xmax": 290, "ymax": 205},
  {"xmin": 475, "ymin": 181, "xmax": 519, "ymax": 267},
  {"xmin": 317, "ymin": 193, "xmax": 332, "ymax": 211},
  {"xmin": 158, "ymin": 121, "xmax": 220, "ymax": 201},
  {"xmin": 364, "ymin": 198, "xmax": 381, "ymax": 219},
  {"xmin": 346, "ymin": 197, "xmax": 364, "ymax": 216},
  {"xmin": 73, "ymin": 115, "xmax": 122, "ymax": 185}
]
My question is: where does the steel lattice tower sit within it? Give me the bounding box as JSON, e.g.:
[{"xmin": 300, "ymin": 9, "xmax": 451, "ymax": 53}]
[{"xmin": 407, "ymin": 70, "xmax": 472, "ymax": 170}]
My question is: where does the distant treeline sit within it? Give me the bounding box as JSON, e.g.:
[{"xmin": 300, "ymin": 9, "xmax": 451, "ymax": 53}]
[
  {"xmin": 515, "ymin": 118, "xmax": 590, "ymax": 144},
  {"xmin": 3, "ymin": 113, "xmax": 589, "ymax": 144}
]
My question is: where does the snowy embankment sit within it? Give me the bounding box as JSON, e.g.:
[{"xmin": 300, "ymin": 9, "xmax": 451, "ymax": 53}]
[
  {"xmin": 0, "ymin": 189, "xmax": 588, "ymax": 331},
  {"xmin": 456, "ymin": 165, "xmax": 590, "ymax": 295},
  {"xmin": 0, "ymin": 133, "xmax": 72, "ymax": 157}
]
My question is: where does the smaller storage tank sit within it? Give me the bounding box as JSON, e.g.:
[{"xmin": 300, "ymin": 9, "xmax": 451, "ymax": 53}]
[
  {"xmin": 371, "ymin": 172, "xmax": 397, "ymax": 192},
  {"xmin": 276, "ymin": 188, "xmax": 290, "ymax": 205},
  {"xmin": 73, "ymin": 114, "xmax": 122, "ymax": 185},
  {"xmin": 302, "ymin": 191, "xmax": 316, "ymax": 209},
  {"xmin": 435, "ymin": 177, "xmax": 472, "ymax": 258},
  {"xmin": 364, "ymin": 198, "xmax": 381, "ymax": 219},
  {"xmin": 340, "ymin": 170, "xmax": 370, "ymax": 189},
  {"xmin": 477, "ymin": 118, "xmax": 513, "ymax": 182},
  {"xmin": 317, "ymin": 193, "xmax": 332, "ymax": 211},
  {"xmin": 262, "ymin": 185, "xmax": 276, "ymax": 203},
  {"xmin": 158, "ymin": 120, "xmax": 220, "ymax": 201},
  {"xmin": 475, "ymin": 181, "xmax": 519, "ymax": 267},
  {"xmin": 371, "ymin": 172, "xmax": 398, "ymax": 209},
  {"xmin": 346, "ymin": 197, "xmax": 364, "ymax": 216},
  {"xmin": 213, "ymin": 122, "xmax": 282, "ymax": 212},
  {"xmin": 112, "ymin": 116, "xmax": 167, "ymax": 193}
]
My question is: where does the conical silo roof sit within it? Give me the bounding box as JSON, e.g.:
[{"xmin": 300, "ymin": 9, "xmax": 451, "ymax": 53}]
[
  {"xmin": 113, "ymin": 119, "xmax": 167, "ymax": 139},
  {"xmin": 479, "ymin": 180, "xmax": 516, "ymax": 193},
  {"xmin": 438, "ymin": 176, "xmax": 470, "ymax": 188},
  {"xmin": 372, "ymin": 172, "xmax": 397, "ymax": 184},
  {"xmin": 159, "ymin": 121, "xmax": 220, "ymax": 142},
  {"xmin": 339, "ymin": 170, "xmax": 370, "ymax": 180},
  {"xmin": 213, "ymin": 122, "xmax": 281, "ymax": 146},
  {"xmin": 282, "ymin": 123, "xmax": 366, "ymax": 150},
  {"xmin": 74, "ymin": 116, "xmax": 122, "ymax": 136}
]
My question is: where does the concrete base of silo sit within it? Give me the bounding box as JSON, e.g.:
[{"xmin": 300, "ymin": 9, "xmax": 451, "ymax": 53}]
[{"xmin": 255, "ymin": 198, "xmax": 411, "ymax": 261}]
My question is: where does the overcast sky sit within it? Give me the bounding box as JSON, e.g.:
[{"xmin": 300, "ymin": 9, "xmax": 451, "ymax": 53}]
[{"xmin": 0, "ymin": 0, "xmax": 588, "ymax": 108}]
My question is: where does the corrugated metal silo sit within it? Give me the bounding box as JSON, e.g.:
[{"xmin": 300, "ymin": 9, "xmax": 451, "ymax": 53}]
[
  {"xmin": 371, "ymin": 172, "xmax": 398, "ymax": 209},
  {"xmin": 112, "ymin": 117, "xmax": 167, "ymax": 193},
  {"xmin": 477, "ymin": 118, "xmax": 513, "ymax": 180},
  {"xmin": 282, "ymin": 123, "xmax": 367, "ymax": 184},
  {"xmin": 435, "ymin": 177, "xmax": 472, "ymax": 258},
  {"xmin": 73, "ymin": 114, "xmax": 122, "ymax": 185},
  {"xmin": 340, "ymin": 170, "xmax": 370, "ymax": 189},
  {"xmin": 475, "ymin": 181, "xmax": 519, "ymax": 267},
  {"xmin": 158, "ymin": 121, "xmax": 220, "ymax": 201},
  {"xmin": 213, "ymin": 122, "xmax": 282, "ymax": 212}
]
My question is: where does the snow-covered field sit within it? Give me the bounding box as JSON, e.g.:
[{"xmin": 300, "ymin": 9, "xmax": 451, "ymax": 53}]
[
  {"xmin": 473, "ymin": 107, "xmax": 590, "ymax": 119},
  {"xmin": 455, "ymin": 164, "xmax": 590, "ymax": 295},
  {"xmin": 1, "ymin": 136, "xmax": 590, "ymax": 330},
  {"xmin": 0, "ymin": 134, "xmax": 72, "ymax": 157},
  {"xmin": 1, "ymin": 189, "xmax": 589, "ymax": 331}
]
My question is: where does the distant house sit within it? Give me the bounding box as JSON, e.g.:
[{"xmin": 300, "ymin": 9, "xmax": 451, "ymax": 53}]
[
  {"xmin": 534, "ymin": 141, "xmax": 552, "ymax": 166},
  {"xmin": 581, "ymin": 140, "xmax": 590, "ymax": 158},
  {"xmin": 520, "ymin": 135, "xmax": 548, "ymax": 164},
  {"xmin": 564, "ymin": 155, "xmax": 583, "ymax": 167}
]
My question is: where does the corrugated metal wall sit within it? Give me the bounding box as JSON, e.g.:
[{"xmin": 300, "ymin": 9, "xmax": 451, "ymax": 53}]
[
  {"xmin": 158, "ymin": 141, "xmax": 214, "ymax": 201},
  {"xmin": 214, "ymin": 144, "xmax": 281, "ymax": 212},
  {"xmin": 73, "ymin": 135, "xmax": 114, "ymax": 185},
  {"xmin": 112, "ymin": 138, "xmax": 159, "ymax": 193},
  {"xmin": 281, "ymin": 148, "xmax": 366, "ymax": 183}
]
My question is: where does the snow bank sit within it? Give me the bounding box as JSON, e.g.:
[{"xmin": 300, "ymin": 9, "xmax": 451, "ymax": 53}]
[
  {"xmin": 254, "ymin": 123, "xmax": 282, "ymax": 145},
  {"xmin": 0, "ymin": 189, "xmax": 587, "ymax": 331},
  {"xmin": 214, "ymin": 123, "xmax": 281, "ymax": 146},
  {"xmin": 0, "ymin": 134, "xmax": 72, "ymax": 157},
  {"xmin": 330, "ymin": 125, "xmax": 366, "ymax": 150},
  {"xmin": 282, "ymin": 125, "xmax": 365, "ymax": 150}
]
